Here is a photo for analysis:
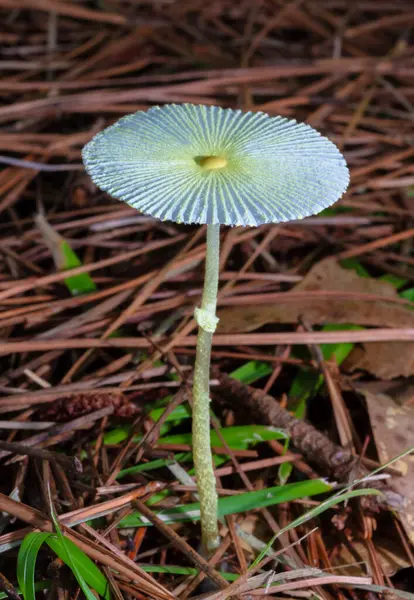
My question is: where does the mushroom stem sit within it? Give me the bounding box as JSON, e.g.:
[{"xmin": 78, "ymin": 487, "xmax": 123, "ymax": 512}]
[{"xmin": 192, "ymin": 222, "xmax": 220, "ymax": 553}]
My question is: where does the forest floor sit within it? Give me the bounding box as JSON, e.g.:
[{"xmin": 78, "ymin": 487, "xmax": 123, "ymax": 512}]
[{"xmin": 0, "ymin": 1, "xmax": 414, "ymax": 599}]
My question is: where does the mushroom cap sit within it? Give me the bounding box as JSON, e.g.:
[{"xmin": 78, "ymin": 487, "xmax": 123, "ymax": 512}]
[{"xmin": 82, "ymin": 104, "xmax": 349, "ymax": 227}]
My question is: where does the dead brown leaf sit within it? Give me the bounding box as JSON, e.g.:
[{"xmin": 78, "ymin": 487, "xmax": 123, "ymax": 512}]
[
  {"xmin": 333, "ymin": 536, "xmax": 411, "ymax": 577},
  {"xmin": 344, "ymin": 343, "xmax": 414, "ymax": 380},
  {"xmin": 218, "ymin": 259, "xmax": 414, "ymax": 378},
  {"xmin": 363, "ymin": 390, "xmax": 414, "ymax": 546}
]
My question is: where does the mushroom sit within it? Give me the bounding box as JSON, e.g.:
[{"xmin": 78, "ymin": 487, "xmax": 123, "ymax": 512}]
[{"xmin": 82, "ymin": 103, "xmax": 349, "ymax": 552}]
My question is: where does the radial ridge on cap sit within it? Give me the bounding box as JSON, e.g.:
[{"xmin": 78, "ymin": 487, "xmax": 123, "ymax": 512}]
[{"xmin": 82, "ymin": 103, "xmax": 350, "ymax": 226}]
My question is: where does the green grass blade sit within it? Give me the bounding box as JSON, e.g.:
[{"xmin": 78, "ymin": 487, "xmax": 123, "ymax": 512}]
[
  {"xmin": 277, "ymin": 462, "xmax": 292, "ymax": 485},
  {"xmin": 161, "ymin": 425, "xmax": 287, "ymax": 448},
  {"xmin": 277, "ymin": 439, "xmax": 293, "ymax": 485},
  {"xmin": 148, "ymin": 404, "xmax": 191, "ymax": 424},
  {"xmin": 340, "ymin": 258, "xmax": 370, "ymax": 277},
  {"xmin": 36, "ymin": 213, "xmax": 96, "ymax": 296},
  {"xmin": 379, "ymin": 273, "xmax": 408, "ymax": 289},
  {"xmin": 118, "ymin": 452, "xmax": 227, "ymax": 482},
  {"xmin": 230, "ymin": 361, "xmax": 273, "ymax": 385},
  {"xmin": 119, "ymin": 479, "xmax": 331, "ymax": 528},
  {"xmin": 117, "ymin": 452, "xmax": 191, "ymax": 479},
  {"xmin": 48, "ymin": 499, "xmax": 109, "ymax": 600},
  {"xmin": 61, "ymin": 241, "xmax": 97, "ymax": 296},
  {"xmin": 17, "ymin": 532, "xmax": 55, "ymax": 600},
  {"xmin": 46, "ymin": 536, "xmax": 110, "ymax": 600},
  {"xmin": 17, "ymin": 526, "xmax": 108, "ymax": 599},
  {"xmin": 400, "ymin": 287, "xmax": 414, "ymax": 302},
  {"xmin": 104, "ymin": 424, "xmax": 287, "ymax": 449}
]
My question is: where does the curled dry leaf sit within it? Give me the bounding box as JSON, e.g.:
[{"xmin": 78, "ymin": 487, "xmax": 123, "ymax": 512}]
[
  {"xmin": 363, "ymin": 390, "xmax": 414, "ymax": 546},
  {"xmin": 218, "ymin": 259, "xmax": 414, "ymax": 379}
]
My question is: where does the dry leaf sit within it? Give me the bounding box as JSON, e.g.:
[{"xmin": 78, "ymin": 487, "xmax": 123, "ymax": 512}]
[
  {"xmin": 333, "ymin": 537, "xmax": 411, "ymax": 577},
  {"xmin": 218, "ymin": 259, "xmax": 414, "ymax": 332},
  {"xmin": 363, "ymin": 391, "xmax": 414, "ymax": 546},
  {"xmin": 218, "ymin": 259, "xmax": 414, "ymax": 378},
  {"xmin": 345, "ymin": 343, "xmax": 414, "ymax": 380},
  {"xmin": 353, "ymin": 379, "xmax": 414, "ymax": 407}
]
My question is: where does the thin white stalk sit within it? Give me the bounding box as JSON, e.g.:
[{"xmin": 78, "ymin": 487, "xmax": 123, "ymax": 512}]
[{"xmin": 192, "ymin": 223, "xmax": 220, "ymax": 553}]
